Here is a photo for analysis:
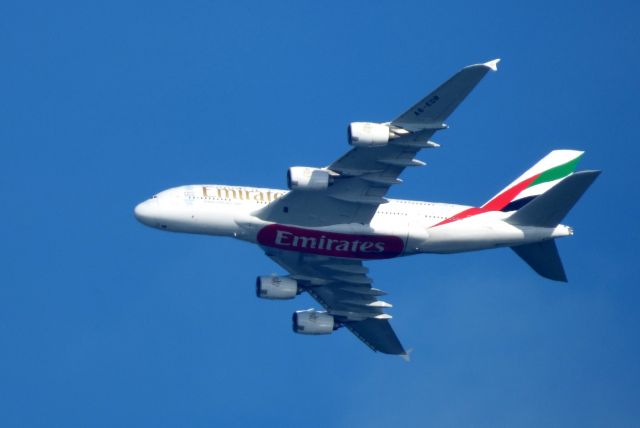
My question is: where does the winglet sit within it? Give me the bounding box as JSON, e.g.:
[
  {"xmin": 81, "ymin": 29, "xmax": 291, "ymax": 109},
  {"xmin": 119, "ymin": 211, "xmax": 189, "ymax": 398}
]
[
  {"xmin": 400, "ymin": 348, "xmax": 413, "ymax": 362},
  {"xmin": 483, "ymin": 58, "xmax": 500, "ymax": 71}
]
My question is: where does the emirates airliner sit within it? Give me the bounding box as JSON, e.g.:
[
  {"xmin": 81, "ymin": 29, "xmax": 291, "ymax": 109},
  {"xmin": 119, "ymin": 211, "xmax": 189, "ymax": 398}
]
[{"xmin": 134, "ymin": 59, "xmax": 599, "ymax": 358}]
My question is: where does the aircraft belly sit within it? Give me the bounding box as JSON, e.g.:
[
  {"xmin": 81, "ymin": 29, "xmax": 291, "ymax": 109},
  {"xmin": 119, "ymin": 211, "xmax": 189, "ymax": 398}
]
[
  {"xmin": 420, "ymin": 220, "xmax": 564, "ymax": 253},
  {"xmin": 412, "ymin": 220, "xmax": 523, "ymax": 253},
  {"xmin": 195, "ymin": 204, "xmax": 240, "ymax": 236},
  {"xmin": 253, "ymin": 222, "xmax": 408, "ymax": 260}
]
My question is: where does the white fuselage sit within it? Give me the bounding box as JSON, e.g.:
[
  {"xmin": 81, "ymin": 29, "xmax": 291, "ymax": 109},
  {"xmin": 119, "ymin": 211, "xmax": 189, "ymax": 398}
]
[{"xmin": 134, "ymin": 185, "xmax": 572, "ymax": 260}]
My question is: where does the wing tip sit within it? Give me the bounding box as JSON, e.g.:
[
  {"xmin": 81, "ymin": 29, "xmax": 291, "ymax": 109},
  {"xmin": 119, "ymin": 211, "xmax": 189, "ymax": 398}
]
[
  {"xmin": 400, "ymin": 348, "xmax": 413, "ymax": 362},
  {"xmin": 483, "ymin": 58, "xmax": 501, "ymax": 71}
]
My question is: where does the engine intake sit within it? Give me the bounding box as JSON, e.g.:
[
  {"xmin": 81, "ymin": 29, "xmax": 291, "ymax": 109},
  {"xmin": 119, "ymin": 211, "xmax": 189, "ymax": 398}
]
[
  {"xmin": 256, "ymin": 276, "xmax": 298, "ymax": 300},
  {"xmin": 287, "ymin": 167, "xmax": 332, "ymax": 191},
  {"xmin": 292, "ymin": 309, "xmax": 335, "ymax": 335},
  {"xmin": 348, "ymin": 122, "xmax": 391, "ymax": 147}
]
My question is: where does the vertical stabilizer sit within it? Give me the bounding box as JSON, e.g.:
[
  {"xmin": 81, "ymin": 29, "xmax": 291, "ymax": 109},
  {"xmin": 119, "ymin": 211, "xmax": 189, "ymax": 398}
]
[
  {"xmin": 507, "ymin": 168, "xmax": 600, "ymax": 282},
  {"xmin": 483, "ymin": 150, "xmax": 584, "ymax": 212},
  {"xmin": 506, "ymin": 170, "xmax": 600, "ymax": 227}
]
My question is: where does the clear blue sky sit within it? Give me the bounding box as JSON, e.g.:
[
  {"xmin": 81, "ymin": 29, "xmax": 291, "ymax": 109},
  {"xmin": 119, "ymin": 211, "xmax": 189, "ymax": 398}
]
[{"xmin": 1, "ymin": 0, "xmax": 639, "ymax": 426}]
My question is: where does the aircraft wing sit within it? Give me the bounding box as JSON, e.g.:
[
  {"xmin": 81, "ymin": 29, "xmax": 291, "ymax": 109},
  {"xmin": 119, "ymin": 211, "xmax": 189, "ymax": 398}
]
[
  {"xmin": 391, "ymin": 58, "xmax": 500, "ymax": 131},
  {"xmin": 263, "ymin": 247, "xmax": 407, "ymax": 356},
  {"xmin": 256, "ymin": 59, "xmax": 499, "ymax": 227}
]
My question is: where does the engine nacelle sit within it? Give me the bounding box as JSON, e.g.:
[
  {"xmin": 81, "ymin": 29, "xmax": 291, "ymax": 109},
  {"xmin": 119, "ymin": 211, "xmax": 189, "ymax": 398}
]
[
  {"xmin": 348, "ymin": 122, "xmax": 391, "ymax": 147},
  {"xmin": 287, "ymin": 167, "xmax": 332, "ymax": 191},
  {"xmin": 292, "ymin": 309, "xmax": 335, "ymax": 335},
  {"xmin": 256, "ymin": 276, "xmax": 298, "ymax": 300}
]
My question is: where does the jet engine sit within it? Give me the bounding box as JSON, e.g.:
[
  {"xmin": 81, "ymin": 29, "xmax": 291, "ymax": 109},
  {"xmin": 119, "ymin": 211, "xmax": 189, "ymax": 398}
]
[
  {"xmin": 292, "ymin": 309, "xmax": 335, "ymax": 335},
  {"xmin": 256, "ymin": 276, "xmax": 298, "ymax": 300},
  {"xmin": 287, "ymin": 167, "xmax": 332, "ymax": 190},
  {"xmin": 348, "ymin": 122, "xmax": 391, "ymax": 147}
]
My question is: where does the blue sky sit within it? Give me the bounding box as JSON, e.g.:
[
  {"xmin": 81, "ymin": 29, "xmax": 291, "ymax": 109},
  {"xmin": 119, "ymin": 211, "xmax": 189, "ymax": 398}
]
[{"xmin": 1, "ymin": 0, "xmax": 639, "ymax": 426}]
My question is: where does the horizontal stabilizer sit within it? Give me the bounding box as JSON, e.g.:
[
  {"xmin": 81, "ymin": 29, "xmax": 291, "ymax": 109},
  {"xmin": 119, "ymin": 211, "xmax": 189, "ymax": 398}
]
[
  {"xmin": 506, "ymin": 170, "xmax": 600, "ymax": 227},
  {"xmin": 512, "ymin": 240, "xmax": 567, "ymax": 282}
]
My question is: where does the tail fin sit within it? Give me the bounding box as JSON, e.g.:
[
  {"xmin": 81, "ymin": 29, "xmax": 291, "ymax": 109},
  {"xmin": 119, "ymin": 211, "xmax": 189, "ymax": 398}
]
[
  {"xmin": 507, "ymin": 168, "xmax": 600, "ymax": 282},
  {"xmin": 511, "ymin": 240, "xmax": 567, "ymax": 282},
  {"xmin": 483, "ymin": 150, "xmax": 584, "ymax": 212},
  {"xmin": 507, "ymin": 170, "xmax": 601, "ymax": 227},
  {"xmin": 490, "ymin": 151, "xmax": 600, "ymax": 283}
]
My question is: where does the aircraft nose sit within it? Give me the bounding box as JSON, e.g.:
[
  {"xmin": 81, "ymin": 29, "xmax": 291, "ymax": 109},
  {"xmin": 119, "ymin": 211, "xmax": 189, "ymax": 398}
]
[{"xmin": 134, "ymin": 200, "xmax": 157, "ymax": 226}]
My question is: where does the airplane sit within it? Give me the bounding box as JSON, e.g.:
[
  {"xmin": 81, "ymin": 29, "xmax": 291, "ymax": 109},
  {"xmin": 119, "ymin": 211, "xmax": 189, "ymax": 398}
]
[{"xmin": 134, "ymin": 59, "xmax": 600, "ymax": 359}]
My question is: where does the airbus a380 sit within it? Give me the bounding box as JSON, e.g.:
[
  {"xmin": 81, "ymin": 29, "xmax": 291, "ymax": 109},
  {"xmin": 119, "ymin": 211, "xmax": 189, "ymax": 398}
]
[{"xmin": 134, "ymin": 59, "xmax": 599, "ymax": 358}]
